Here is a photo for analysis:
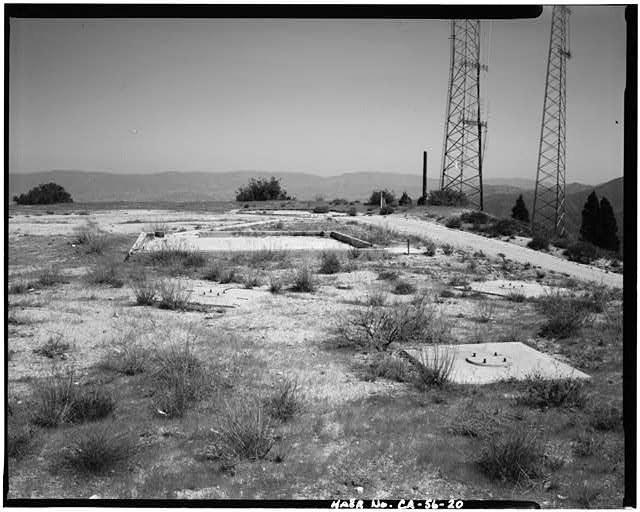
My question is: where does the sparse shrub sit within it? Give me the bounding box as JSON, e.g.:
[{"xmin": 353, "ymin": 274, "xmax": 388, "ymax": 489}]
[
  {"xmin": 158, "ymin": 280, "xmax": 192, "ymax": 310},
  {"xmin": 101, "ymin": 330, "xmax": 149, "ymax": 375},
  {"xmin": 413, "ymin": 344, "xmax": 456, "ymax": 389},
  {"xmin": 527, "ymin": 236, "xmax": 549, "ymax": 251},
  {"xmin": 7, "ymin": 418, "xmax": 36, "ymax": 459},
  {"xmin": 448, "ymin": 403, "xmax": 501, "ymax": 438},
  {"xmin": 423, "ymin": 240, "xmax": 437, "ymax": 257},
  {"xmin": 348, "ymin": 247, "xmax": 361, "ymax": 259},
  {"xmin": 427, "ymin": 189, "xmax": 468, "ymax": 206},
  {"xmin": 588, "ymin": 404, "xmax": 622, "ymax": 432},
  {"xmin": 338, "ymin": 297, "xmax": 446, "ymax": 351},
  {"xmin": 219, "ymin": 268, "xmax": 238, "ymax": 284},
  {"xmin": 268, "ymin": 274, "xmax": 283, "ymax": 294},
  {"xmin": 474, "ymin": 299, "xmax": 496, "ymax": 323},
  {"xmin": 319, "ymin": 252, "xmax": 341, "ymax": 274},
  {"xmin": 212, "ymin": 399, "xmax": 276, "ymax": 463},
  {"xmin": 448, "ymin": 275, "xmax": 470, "ymax": 287},
  {"xmin": 86, "ymin": 260, "xmax": 124, "ymax": 288},
  {"xmin": 264, "ymin": 378, "xmax": 304, "ymax": 422},
  {"xmin": 63, "ymin": 425, "xmax": 134, "ymax": 474},
  {"xmin": 377, "ymin": 269, "xmax": 399, "ymax": 281},
  {"xmin": 570, "ymin": 480, "xmax": 603, "ymax": 508},
  {"xmin": 445, "ymin": 215, "xmax": 462, "ymax": 229},
  {"xmin": 441, "ymin": 243, "xmax": 454, "ymax": 256},
  {"xmin": 440, "ymin": 289, "xmax": 456, "ymax": 299},
  {"xmin": 392, "ymin": 280, "xmax": 416, "ymax": 295},
  {"xmin": 9, "ymin": 280, "xmax": 35, "ymax": 294},
  {"xmin": 67, "ymin": 387, "xmax": 116, "ymax": 423},
  {"xmin": 203, "ymin": 262, "xmax": 224, "ymax": 281},
  {"xmin": 37, "ymin": 266, "xmax": 64, "ymax": 287},
  {"xmin": 148, "ymin": 244, "xmax": 207, "ymax": 269},
  {"xmin": 379, "ymin": 205, "xmax": 395, "ymax": 215},
  {"xmin": 505, "ymin": 291, "xmax": 527, "ymax": 302},
  {"xmin": 347, "ymin": 206, "xmax": 357, "ymax": 216},
  {"xmin": 366, "ymin": 352, "xmax": 412, "ymax": 382},
  {"xmin": 477, "ymin": 425, "xmax": 545, "ymax": 483},
  {"xmin": 537, "ymin": 291, "xmax": 592, "ymax": 338},
  {"xmin": 461, "ymin": 210, "xmax": 490, "ymax": 225},
  {"xmin": 31, "ymin": 369, "xmax": 78, "ymax": 427},
  {"xmin": 151, "ymin": 340, "xmax": 208, "ymax": 418},
  {"xmin": 573, "ymin": 429, "xmax": 603, "ymax": 457},
  {"xmin": 242, "ymin": 269, "xmax": 262, "ymax": 289},
  {"xmin": 291, "ymin": 264, "xmax": 316, "ymax": 292},
  {"xmin": 33, "ymin": 334, "xmax": 70, "ymax": 359},
  {"xmin": 74, "ymin": 224, "xmax": 108, "ymax": 254},
  {"xmin": 312, "ymin": 204, "xmax": 330, "ymax": 214},
  {"xmin": 483, "ymin": 218, "xmax": 520, "ymax": 237},
  {"xmin": 365, "ymin": 291, "xmax": 387, "ymax": 307},
  {"xmin": 517, "ymin": 374, "xmax": 587, "ymax": 409},
  {"xmin": 132, "ymin": 275, "xmax": 157, "ymax": 305},
  {"xmin": 563, "ymin": 240, "xmax": 601, "ymax": 264}
]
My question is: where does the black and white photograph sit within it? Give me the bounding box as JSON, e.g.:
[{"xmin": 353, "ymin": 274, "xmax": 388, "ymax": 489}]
[{"xmin": 5, "ymin": 3, "xmax": 633, "ymax": 506}]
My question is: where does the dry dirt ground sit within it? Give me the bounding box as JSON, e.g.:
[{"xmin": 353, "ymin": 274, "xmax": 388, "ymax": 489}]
[{"xmin": 5, "ymin": 204, "xmax": 624, "ymax": 506}]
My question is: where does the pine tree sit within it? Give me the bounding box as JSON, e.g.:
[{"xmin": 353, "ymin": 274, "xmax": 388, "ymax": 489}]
[
  {"xmin": 580, "ymin": 191, "xmax": 600, "ymax": 245},
  {"xmin": 597, "ymin": 197, "xmax": 620, "ymax": 252},
  {"xmin": 511, "ymin": 194, "xmax": 530, "ymax": 223}
]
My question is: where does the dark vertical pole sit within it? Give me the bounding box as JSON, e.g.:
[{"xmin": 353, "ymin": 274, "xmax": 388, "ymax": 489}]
[{"xmin": 422, "ymin": 151, "xmax": 428, "ymax": 200}]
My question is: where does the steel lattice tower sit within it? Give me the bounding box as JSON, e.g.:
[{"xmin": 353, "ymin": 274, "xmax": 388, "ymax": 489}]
[
  {"xmin": 532, "ymin": 6, "xmax": 571, "ymax": 236},
  {"xmin": 440, "ymin": 20, "xmax": 487, "ymax": 210}
]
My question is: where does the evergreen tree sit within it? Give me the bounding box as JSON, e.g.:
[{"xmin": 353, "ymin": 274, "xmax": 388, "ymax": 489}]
[
  {"xmin": 511, "ymin": 194, "xmax": 530, "ymax": 223},
  {"xmin": 398, "ymin": 192, "xmax": 412, "ymax": 206},
  {"xmin": 597, "ymin": 197, "xmax": 620, "ymax": 252},
  {"xmin": 580, "ymin": 191, "xmax": 600, "ymax": 245}
]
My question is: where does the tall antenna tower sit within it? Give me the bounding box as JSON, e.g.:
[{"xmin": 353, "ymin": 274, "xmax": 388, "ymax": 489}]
[
  {"xmin": 440, "ymin": 20, "xmax": 488, "ymax": 210},
  {"xmin": 532, "ymin": 6, "xmax": 571, "ymax": 236}
]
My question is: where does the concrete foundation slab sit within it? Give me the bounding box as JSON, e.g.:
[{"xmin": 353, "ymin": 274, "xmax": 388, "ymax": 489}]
[
  {"xmin": 403, "ymin": 342, "xmax": 590, "ymax": 384},
  {"xmin": 467, "ymin": 279, "xmax": 570, "ymax": 298}
]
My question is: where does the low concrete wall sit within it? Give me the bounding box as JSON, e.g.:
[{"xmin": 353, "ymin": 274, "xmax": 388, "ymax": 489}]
[{"xmin": 329, "ymin": 231, "xmax": 372, "ymax": 248}]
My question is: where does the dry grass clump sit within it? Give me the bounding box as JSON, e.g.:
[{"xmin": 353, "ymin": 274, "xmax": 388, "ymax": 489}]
[
  {"xmin": 587, "ymin": 403, "xmax": 622, "ymax": 432},
  {"xmin": 157, "ymin": 280, "xmax": 192, "ymax": 310},
  {"xmin": 423, "ymin": 239, "xmax": 437, "ymax": 256},
  {"xmin": 209, "ymin": 399, "xmax": 276, "ymax": 464},
  {"xmin": 476, "ymin": 425, "xmax": 546, "ymax": 483},
  {"xmin": 7, "ymin": 415, "xmax": 36, "ymax": 459},
  {"xmin": 74, "ymin": 223, "xmax": 109, "ymax": 254},
  {"xmin": 203, "ymin": 261, "xmax": 224, "ymax": 281},
  {"xmin": 37, "ymin": 266, "xmax": 65, "ymax": 287},
  {"xmin": 150, "ymin": 339, "xmax": 208, "ymax": 418},
  {"xmin": 536, "ymin": 290, "xmax": 594, "ymax": 338},
  {"xmin": 319, "ymin": 251, "xmax": 342, "ymax": 274},
  {"xmin": 33, "ymin": 334, "xmax": 70, "ymax": 359},
  {"xmin": 86, "ymin": 260, "xmax": 124, "ymax": 288},
  {"xmin": 268, "ymin": 273, "xmax": 283, "ymax": 293},
  {"xmin": 445, "ymin": 215, "xmax": 462, "ymax": 229},
  {"xmin": 339, "ymin": 297, "xmax": 448, "ymax": 351},
  {"xmin": 413, "ymin": 344, "xmax": 457, "ymax": 389},
  {"xmin": 377, "ymin": 269, "xmax": 399, "ymax": 281},
  {"xmin": 101, "ymin": 332, "xmax": 150, "ymax": 376},
  {"xmin": 392, "ymin": 280, "xmax": 416, "ymax": 295},
  {"xmin": 242, "ymin": 269, "xmax": 262, "ymax": 289},
  {"xmin": 440, "ymin": 243, "xmax": 455, "ymax": 256},
  {"xmin": 264, "ymin": 378, "xmax": 305, "ymax": 422},
  {"xmin": 31, "ymin": 369, "xmax": 78, "ymax": 427},
  {"xmin": 474, "ymin": 298, "xmax": 496, "ymax": 323},
  {"xmin": 9, "ymin": 280, "xmax": 37, "ymax": 294},
  {"xmin": 291, "ymin": 264, "xmax": 316, "ymax": 292},
  {"xmin": 63, "ymin": 424, "xmax": 134, "ymax": 474},
  {"xmin": 572, "ymin": 429, "xmax": 603, "ymax": 457},
  {"xmin": 132, "ymin": 274, "xmax": 157, "ymax": 305},
  {"xmin": 517, "ymin": 374, "xmax": 587, "ymax": 409},
  {"xmin": 366, "ymin": 352, "xmax": 413, "ymax": 382},
  {"xmin": 31, "ymin": 369, "xmax": 116, "ymax": 427},
  {"xmin": 148, "ymin": 244, "xmax": 207, "ymax": 269},
  {"xmin": 219, "ymin": 268, "xmax": 239, "ymax": 284},
  {"xmin": 505, "ymin": 291, "xmax": 527, "ymax": 302}
]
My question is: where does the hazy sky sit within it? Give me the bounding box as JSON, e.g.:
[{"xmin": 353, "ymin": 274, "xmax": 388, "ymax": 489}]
[{"xmin": 9, "ymin": 6, "xmax": 626, "ymax": 184}]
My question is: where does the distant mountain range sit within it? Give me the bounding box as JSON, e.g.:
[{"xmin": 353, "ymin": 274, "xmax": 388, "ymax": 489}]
[{"xmin": 8, "ymin": 169, "xmax": 623, "ymax": 242}]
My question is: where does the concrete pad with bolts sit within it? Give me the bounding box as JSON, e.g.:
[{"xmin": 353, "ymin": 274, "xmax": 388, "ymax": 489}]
[
  {"xmin": 404, "ymin": 342, "xmax": 590, "ymax": 385},
  {"xmin": 467, "ymin": 279, "xmax": 571, "ymax": 298}
]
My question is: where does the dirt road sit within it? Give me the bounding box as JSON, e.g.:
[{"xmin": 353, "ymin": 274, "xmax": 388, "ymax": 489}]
[{"xmin": 346, "ymin": 214, "xmax": 623, "ymax": 289}]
